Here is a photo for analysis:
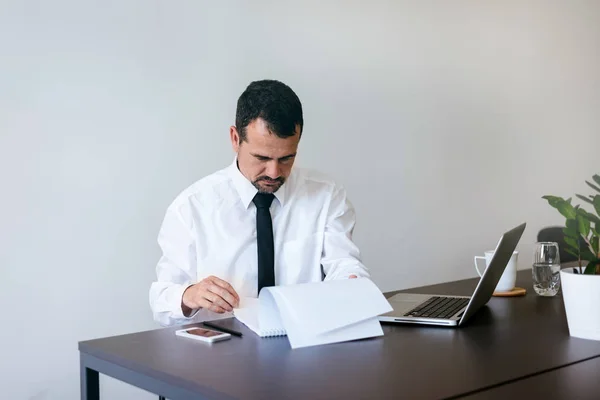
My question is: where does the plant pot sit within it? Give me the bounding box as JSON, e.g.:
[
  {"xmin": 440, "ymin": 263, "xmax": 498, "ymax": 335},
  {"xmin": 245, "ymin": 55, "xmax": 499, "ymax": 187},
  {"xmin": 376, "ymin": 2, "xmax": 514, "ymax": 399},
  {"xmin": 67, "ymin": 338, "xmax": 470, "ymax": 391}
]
[{"xmin": 560, "ymin": 267, "xmax": 600, "ymax": 341}]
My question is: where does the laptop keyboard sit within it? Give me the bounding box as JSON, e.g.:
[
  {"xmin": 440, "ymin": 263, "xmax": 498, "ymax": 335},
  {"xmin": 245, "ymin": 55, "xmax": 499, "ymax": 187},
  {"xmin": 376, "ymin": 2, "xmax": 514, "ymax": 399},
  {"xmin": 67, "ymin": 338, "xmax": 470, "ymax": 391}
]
[{"xmin": 404, "ymin": 296, "xmax": 470, "ymax": 319}]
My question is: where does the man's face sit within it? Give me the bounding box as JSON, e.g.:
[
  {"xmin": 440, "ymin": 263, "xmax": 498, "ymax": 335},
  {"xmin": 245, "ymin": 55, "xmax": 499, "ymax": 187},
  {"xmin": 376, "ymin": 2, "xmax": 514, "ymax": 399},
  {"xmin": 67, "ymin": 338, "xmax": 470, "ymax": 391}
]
[{"xmin": 230, "ymin": 118, "xmax": 300, "ymax": 194}]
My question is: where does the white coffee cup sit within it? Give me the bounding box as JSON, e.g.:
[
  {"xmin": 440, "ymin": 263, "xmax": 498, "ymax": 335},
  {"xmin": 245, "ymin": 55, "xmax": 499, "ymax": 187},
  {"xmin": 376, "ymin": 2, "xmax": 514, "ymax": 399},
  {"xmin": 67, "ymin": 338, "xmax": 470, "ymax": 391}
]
[{"xmin": 474, "ymin": 250, "xmax": 518, "ymax": 292}]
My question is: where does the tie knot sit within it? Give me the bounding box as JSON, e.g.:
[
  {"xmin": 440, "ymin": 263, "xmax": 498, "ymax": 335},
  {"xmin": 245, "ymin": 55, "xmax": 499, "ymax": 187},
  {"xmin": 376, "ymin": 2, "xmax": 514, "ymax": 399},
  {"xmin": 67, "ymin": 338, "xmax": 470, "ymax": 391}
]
[{"xmin": 253, "ymin": 193, "xmax": 275, "ymax": 209}]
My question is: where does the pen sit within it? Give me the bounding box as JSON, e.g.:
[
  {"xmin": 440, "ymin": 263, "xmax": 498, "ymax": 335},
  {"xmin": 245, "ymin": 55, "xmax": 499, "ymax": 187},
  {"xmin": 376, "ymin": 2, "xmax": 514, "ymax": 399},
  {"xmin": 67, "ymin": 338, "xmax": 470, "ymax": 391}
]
[{"xmin": 203, "ymin": 321, "xmax": 243, "ymax": 337}]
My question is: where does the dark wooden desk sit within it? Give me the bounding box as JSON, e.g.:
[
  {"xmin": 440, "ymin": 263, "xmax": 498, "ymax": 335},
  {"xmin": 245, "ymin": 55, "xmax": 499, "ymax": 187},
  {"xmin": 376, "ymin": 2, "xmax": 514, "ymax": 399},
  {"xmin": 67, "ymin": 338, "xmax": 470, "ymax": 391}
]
[
  {"xmin": 79, "ymin": 270, "xmax": 600, "ymax": 400},
  {"xmin": 460, "ymin": 356, "xmax": 600, "ymax": 399}
]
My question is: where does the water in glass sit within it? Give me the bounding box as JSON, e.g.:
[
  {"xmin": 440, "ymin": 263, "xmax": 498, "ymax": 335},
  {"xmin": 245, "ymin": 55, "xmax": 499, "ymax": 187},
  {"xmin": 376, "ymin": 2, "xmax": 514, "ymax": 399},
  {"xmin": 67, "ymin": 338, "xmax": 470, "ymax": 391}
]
[
  {"xmin": 533, "ymin": 242, "xmax": 561, "ymax": 296},
  {"xmin": 532, "ymin": 262, "xmax": 560, "ymax": 296}
]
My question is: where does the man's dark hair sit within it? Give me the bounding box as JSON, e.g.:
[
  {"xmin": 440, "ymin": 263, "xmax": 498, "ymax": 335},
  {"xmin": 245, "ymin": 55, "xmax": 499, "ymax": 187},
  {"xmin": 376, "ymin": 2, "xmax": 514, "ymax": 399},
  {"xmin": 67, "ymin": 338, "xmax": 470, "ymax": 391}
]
[{"xmin": 235, "ymin": 79, "xmax": 303, "ymax": 142}]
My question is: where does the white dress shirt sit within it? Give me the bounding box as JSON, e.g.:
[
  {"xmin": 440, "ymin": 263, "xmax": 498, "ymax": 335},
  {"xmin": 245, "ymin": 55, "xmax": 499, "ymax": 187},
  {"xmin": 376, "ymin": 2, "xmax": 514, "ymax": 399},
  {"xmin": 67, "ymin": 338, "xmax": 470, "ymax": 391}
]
[{"xmin": 149, "ymin": 159, "xmax": 370, "ymax": 326}]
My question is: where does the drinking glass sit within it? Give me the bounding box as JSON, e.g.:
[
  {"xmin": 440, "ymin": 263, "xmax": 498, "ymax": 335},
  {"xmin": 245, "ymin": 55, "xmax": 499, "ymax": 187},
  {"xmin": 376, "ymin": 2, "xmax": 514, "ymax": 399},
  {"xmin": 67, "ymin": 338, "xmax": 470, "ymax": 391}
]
[{"xmin": 532, "ymin": 242, "xmax": 561, "ymax": 296}]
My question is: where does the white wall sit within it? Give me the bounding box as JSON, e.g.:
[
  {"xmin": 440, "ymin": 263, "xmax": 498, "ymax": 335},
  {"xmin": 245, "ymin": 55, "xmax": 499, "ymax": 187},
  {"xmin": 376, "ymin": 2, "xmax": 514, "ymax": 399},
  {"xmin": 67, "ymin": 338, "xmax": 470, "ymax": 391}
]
[{"xmin": 2, "ymin": 1, "xmax": 600, "ymax": 398}]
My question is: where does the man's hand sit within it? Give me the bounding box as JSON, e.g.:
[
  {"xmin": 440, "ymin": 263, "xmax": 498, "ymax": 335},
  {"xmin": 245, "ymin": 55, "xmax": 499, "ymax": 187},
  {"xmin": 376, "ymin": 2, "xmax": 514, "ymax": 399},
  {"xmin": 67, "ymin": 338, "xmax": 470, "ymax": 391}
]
[{"xmin": 182, "ymin": 276, "xmax": 240, "ymax": 316}]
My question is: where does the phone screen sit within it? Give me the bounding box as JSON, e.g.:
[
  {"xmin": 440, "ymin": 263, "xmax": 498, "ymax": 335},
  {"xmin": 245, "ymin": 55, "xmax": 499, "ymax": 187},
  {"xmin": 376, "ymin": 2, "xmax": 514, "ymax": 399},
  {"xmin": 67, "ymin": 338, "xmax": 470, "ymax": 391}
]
[{"xmin": 185, "ymin": 328, "xmax": 223, "ymax": 338}]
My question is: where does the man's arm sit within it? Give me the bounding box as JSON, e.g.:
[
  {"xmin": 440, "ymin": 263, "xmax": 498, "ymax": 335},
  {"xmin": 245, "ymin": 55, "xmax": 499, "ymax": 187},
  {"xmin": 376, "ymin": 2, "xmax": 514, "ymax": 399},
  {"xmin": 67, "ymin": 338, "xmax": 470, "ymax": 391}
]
[
  {"xmin": 149, "ymin": 206, "xmax": 199, "ymax": 326},
  {"xmin": 321, "ymin": 184, "xmax": 370, "ymax": 280},
  {"xmin": 149, "ymin": 204, "xmax": 240, "ymax": 327}
]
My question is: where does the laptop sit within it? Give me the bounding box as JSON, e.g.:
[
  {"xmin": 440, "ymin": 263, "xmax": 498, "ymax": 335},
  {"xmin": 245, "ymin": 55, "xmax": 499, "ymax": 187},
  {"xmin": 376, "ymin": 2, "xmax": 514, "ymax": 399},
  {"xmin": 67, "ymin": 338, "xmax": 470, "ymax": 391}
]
[{"xmin": 379, "ymin": 222, "xmax": 526, "ymax": 327}]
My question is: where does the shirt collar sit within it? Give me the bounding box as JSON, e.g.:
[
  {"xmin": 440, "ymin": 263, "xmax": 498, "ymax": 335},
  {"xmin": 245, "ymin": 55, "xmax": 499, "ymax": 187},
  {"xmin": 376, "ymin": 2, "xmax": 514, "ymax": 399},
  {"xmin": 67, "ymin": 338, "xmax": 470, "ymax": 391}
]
[{"xmin": 227, "ymin": 157, "xmax": 289, "ymax": 209}]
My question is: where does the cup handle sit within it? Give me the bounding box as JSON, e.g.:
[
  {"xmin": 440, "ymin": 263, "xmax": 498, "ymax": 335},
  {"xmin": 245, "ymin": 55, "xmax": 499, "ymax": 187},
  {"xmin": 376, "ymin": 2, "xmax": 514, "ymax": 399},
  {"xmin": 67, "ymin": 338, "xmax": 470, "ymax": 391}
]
[{"xmin": 474, "ymin": 256, "xmax": 486, "ymax": 277}]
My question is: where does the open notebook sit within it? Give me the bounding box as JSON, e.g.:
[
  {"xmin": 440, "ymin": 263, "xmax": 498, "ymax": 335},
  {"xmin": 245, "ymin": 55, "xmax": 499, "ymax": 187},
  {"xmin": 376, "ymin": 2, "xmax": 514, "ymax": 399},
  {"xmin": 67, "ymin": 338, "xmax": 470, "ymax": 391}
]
[
  {"xmin": 233, "ymin": 278, "xmax": 392, "ymax": 348},
  {"xmin": 234, "ymin": 297, "xmax": 287, "ymax": 337}
]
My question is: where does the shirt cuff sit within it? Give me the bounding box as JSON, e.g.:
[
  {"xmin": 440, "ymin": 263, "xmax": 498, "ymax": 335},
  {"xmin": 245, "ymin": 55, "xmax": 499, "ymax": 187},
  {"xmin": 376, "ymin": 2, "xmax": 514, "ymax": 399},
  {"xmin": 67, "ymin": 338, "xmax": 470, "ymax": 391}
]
[
  {"xmin": 170, "ymin": 283, "xmax": 200, "ymax": 320},
  {"xmin": 325, "ymin": 267, "xmax": 370, "ymax": 281}
]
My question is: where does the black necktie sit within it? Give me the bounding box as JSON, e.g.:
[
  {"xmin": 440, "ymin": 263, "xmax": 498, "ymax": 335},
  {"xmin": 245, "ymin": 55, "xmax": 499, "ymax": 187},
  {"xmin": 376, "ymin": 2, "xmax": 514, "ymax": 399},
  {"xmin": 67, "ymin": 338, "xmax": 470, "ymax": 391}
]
[{"xmin": 253, "ymin": 193, "xmax": 275, "ymax": 294}]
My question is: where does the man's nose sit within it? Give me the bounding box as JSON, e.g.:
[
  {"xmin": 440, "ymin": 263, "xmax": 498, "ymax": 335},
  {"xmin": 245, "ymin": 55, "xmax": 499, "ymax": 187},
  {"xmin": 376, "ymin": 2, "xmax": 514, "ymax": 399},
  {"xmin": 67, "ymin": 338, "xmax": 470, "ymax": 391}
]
[{"xmin": 265, "ymin": 161, "xmax": 281, "ymax": 178}]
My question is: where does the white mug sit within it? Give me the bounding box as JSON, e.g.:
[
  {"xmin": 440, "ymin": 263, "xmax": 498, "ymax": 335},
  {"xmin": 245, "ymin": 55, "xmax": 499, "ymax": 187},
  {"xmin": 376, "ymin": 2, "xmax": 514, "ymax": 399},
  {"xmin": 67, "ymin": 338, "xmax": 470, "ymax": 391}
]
[{"xmin": 474, "ymin": 250, "xmax": 518, "ymax": 292}]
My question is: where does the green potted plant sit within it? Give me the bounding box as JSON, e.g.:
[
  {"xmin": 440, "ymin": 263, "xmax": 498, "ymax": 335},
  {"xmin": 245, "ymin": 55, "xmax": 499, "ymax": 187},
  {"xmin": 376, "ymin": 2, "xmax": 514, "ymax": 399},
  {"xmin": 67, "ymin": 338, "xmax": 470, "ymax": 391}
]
[{"xmin": 542, "ymin": 173, "xmax": 600, "ymax": 341}]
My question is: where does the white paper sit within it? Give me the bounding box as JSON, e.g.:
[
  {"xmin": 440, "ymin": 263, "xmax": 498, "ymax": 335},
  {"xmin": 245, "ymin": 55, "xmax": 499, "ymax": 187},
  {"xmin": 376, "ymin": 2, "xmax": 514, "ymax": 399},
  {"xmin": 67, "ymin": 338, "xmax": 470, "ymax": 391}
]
[
  {"xmin": 232, "ymin": 298, "xmax": 262, "ymax": 335},
  {"xmin": 286, "ymin": 317, "xmax": 384, "ymax": 349},
  {"xmin": 233, "ymin": 278, "xmax": 392, "ymax": 348},
  {"xmin": 234, "ymin": 297, "xmax": 287, "ymax": 337}
]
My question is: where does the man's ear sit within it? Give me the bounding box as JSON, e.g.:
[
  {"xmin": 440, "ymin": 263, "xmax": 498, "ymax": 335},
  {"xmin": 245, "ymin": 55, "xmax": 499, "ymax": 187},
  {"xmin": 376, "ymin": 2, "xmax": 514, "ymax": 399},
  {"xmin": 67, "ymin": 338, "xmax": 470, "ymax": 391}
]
[{"xmin": 230, "ymin": 126, "xmax": 241, "ymax": 153}]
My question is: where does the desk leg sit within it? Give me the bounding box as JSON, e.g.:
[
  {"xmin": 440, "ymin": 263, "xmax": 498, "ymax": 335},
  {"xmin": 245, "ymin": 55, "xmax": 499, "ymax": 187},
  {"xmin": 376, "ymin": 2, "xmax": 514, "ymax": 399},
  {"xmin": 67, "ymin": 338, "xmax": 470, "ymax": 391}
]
[{"xmin": 80, "ymin": 355, "xmax": 100, "ymax": 400}]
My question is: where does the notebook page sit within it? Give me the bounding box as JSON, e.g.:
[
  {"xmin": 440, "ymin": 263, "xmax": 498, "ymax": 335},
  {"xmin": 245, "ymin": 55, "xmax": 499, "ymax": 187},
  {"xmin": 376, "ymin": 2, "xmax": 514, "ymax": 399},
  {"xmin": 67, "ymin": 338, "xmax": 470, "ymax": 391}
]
[
  {"xmin": 285, "ymin": 316, "xmax": 384, "ymax": 349},
  {"xmin": 258, "ymin": 290, "xmax": 286, "ymax": 335},
  {"xmin": 233, "ymin": 298, "xmax": 262, "ymax": 335},
  {"xmin": 266, "ymin": 278, "xmax": 392, "ymax": 337},
  {"xmin": 234, "ymin": 297, "xmax": 286, "ymax": 337}
]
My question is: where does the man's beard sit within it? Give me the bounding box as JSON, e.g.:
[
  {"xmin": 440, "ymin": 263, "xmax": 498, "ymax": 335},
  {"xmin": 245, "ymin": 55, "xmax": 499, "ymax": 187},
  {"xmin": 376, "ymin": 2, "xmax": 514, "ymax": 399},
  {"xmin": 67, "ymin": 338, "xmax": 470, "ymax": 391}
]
[{"xmin": 252, "ymin": 176, "xmax": 285, "ymax": 193}]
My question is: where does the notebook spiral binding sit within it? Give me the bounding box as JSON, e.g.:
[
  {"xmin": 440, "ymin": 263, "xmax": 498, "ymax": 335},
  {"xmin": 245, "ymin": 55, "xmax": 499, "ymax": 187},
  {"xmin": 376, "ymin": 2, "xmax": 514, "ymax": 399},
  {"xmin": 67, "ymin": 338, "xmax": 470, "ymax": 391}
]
[{"xmin": 262, "ymin": 328, "xmax": 286, "ymax": 337}]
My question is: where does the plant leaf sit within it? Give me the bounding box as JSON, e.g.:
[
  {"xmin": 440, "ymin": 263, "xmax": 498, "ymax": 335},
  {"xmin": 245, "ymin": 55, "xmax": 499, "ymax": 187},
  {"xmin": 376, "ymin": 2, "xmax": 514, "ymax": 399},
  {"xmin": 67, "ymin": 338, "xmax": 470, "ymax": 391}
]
[
  {"xmin": 576, "ymin": 208, "xmax": 600, "ymax": 224},
  {"xmin": 561, "ymin": 202, "xmax": 577, "ymax": 219},
  {"xmin": 584, "ymin": 211, "xmax": 600, "ymax": 225},
  {"xmin": 565, "ymin": 219, "xmax": 579, "ymax": 238},
  {"xmin": 565, "ymin": 247, "xmax": 580, "ymax": 258},
  {"xmin": 576, "ymin": 194, "xmax": 594, "ymax": 205},
  {"xmin": 584, "ymin": 260, "xmax": 599, "ymax": 275},
  {"xmin": 577, "ymin": 214, "xmax": 591, "ymax": 237},
  {"xmin": 581, "ymin": 246, "xmax": 596, "ymax": 261},
  {"xmin": 585, "ymin": 180, "xmax": 600, "ymax": 193},
  {"xmin": 591, "ymin": 235, "xmax": 599, "ymax": 255},
  {"xmin": 563, "ymin": 227, "xmax": 578, "ymax": 240},
  {"xmin": 594, "ymin": 195, "xmax": 600, "ymax": 218},
  {"xmin": 593, "ymin": 174, "xmax": 600, "ymax": 187},
  {"xmin": 564, "ymin": 236, "xmax": 579, "ymax": 249},
  {"xmin": 542, "ymin": 196, "xmax": 578, "ymax": 219},
  {"xmin": 542, "ymin": 195, "xmax": 563, "ymax": 208}
]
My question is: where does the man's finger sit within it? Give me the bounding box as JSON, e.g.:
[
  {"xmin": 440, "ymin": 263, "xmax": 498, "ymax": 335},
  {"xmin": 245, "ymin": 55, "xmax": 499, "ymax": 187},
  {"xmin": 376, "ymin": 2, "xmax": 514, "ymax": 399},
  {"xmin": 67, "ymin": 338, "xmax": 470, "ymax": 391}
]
[
  {"xmin": 204, "ymin": 290, "xmax": 233, "ymax": 311},
  {"xmin": 209, "ymin": 277, "xmax": 240, "ymax": 304},
  {"xmin": 349, "ymin": 275, "xmax": 357, "ymax": 279},
  {"xmin": 207, "ymin": 285, "xmax": 236, "ymax": 309},
  {"xmin": 197, "ymin": 295, "xmax": 228, "ymax": 314},
  {"xmin": 209, "ymin": 276, "xmax": 240, "ymax": 299},
  {"xmin": 208, "ymin": 304, "xmax": 227, "ymax": 313},
  {"xmin": 196, "ymin": 297, "xmax": 213, "ymax": 311}
]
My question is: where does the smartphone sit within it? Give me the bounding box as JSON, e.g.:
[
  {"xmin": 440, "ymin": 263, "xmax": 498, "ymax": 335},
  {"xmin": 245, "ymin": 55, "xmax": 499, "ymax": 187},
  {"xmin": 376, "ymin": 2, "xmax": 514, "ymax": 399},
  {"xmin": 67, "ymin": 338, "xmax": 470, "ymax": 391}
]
[{"xmin": 175, "ymin": 327, "xmax": 231, "ymax": 343}]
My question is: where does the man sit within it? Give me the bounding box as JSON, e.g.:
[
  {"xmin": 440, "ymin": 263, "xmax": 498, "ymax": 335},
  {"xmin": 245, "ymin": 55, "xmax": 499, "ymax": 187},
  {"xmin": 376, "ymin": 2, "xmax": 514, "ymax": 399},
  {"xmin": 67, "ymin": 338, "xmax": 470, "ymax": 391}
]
[{"xmin": 149, "ymin": 79, "xmax": 369, "ymax": 326}]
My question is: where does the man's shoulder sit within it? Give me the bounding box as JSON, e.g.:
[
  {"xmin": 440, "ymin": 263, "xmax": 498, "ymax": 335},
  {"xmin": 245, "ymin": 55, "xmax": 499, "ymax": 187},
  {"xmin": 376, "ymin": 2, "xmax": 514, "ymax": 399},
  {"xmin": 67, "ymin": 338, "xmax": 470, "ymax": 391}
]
[
  {"xmin": 167, "ymin": 166, "xmax": 231, "ymax": 211},
  {"xmin": 293, "ymin": 166, "xmax": 344, "ymax": 192}
]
